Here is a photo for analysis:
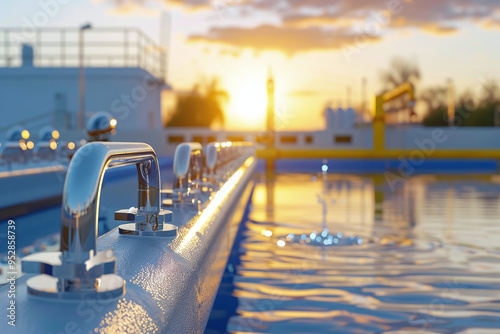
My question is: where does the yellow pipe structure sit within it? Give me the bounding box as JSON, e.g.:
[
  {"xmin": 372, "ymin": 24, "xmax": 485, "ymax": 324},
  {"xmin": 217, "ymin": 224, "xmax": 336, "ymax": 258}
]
[
  {"xmin": 373, "ymin": 82, "xmax": 415, "ymax": 152},
  {"xmin": 256, "ymin": 82, "xmax": 500, "ymax": 160},
  {"xmin": 381, "ymin": 82, "xmax": 416, "ymax": 103}
]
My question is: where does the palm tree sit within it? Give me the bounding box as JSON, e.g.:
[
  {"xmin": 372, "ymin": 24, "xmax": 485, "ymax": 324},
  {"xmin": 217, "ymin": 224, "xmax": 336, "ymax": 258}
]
[
  {"xmin": 168, "ymin": 77, "xmax": 228, "ymax": 128},
  {"xmin": 201, "ymin": 77, "xmax": 228, "ymax": 126}
]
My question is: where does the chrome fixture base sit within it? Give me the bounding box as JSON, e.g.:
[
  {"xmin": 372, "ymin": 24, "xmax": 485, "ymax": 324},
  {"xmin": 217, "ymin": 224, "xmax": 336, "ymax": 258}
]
[
  {"xmin": 114, "ymin": 208, "xmax": 172, "ymax": 223},
  {"xmin": 115, "ymin": 208, "xmax": 176, "ymax": 237},
  {"xmin": 22, "ymin": 251, "xmax": 125, "ymax": 299},
  {"xmin": 26, "ymin": 274, "xmax": 125, "ymax": 300},
  {"xmin": 118, "ymin": 223, "xmax": 178, "ymax": 237}
]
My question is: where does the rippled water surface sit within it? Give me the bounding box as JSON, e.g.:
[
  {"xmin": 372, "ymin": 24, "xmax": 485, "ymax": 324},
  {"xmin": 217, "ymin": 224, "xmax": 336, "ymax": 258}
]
[{"xmin": 207, "ymin": 172, "xmax": 500, "ymax": 333}]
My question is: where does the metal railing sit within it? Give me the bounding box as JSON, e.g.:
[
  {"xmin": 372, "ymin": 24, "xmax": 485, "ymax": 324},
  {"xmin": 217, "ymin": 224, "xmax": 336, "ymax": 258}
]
[{"xmin": 0, "ymin": 27, "xmax": 167, "ymax": 80}]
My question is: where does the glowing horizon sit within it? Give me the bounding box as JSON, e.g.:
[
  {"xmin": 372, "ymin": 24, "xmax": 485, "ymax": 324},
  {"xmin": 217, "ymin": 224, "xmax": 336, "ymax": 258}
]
[{"xmin": 1, "ymin": 1, "xmax": 500, "ymax": 130}]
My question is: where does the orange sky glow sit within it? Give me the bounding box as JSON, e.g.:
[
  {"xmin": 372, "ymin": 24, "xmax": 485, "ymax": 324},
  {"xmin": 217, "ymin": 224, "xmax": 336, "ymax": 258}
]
[{"xmin": 2, "ymin": 0, "xmax": 500, "ymax": 130}]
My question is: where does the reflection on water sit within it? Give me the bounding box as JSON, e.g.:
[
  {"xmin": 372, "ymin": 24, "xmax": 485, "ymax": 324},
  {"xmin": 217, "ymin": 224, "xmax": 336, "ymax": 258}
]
[{"xmin": 207, "ymin": 172, "xmax": 500, "ymax": 333}]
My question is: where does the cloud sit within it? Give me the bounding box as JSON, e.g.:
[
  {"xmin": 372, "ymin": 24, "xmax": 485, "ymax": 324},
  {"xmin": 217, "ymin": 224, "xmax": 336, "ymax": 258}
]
[
  {"xmin": 102, "ymin": 0, "xmax": 500, "ymax": 25},
  {"xmin": 167, "ymin": 0, "xmax": 212, "ymax": 11},
  {"xmin": 185, "ymin": 0, "xmax": 500, "ymax": 54},
  {"xmin": 279, "ymin": 1, "xmax": 497, "ymax": 29},
  {"xmin": 283, "ymin": 14, "xmax": 356, "ymax": 28},
  {"xmin": 93, "ymin": 0, "xmax": 160, "ymax": 16},
  {"xmin": 110, "ymin": 4, "xmax": 159, "ymax": 16},
  {"xmin": 188, "ymin": 24, "xmax": 380, "ymax": 55},
  {"xmin": 98, "ymin": 0, "xmax": 500, "ymax": 54},
  {"xmin": 482, "ymin": 18, "xmax": 500, "ymax": 30},
  {"xmin": 420, "ymin": 23, "xmax": 458, "ymax": 35}
]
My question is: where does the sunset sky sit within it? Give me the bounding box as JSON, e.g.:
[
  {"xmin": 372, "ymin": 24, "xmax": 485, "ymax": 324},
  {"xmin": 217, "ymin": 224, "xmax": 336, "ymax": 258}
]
[{"xmin": 2, "ymin": 0, "xmax": 500, "ymax": 130}]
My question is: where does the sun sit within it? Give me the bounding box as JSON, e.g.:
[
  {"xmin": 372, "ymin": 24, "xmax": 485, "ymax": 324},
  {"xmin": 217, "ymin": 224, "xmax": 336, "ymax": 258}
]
[{"xmin": 226, "ymin": 81, "xmax": 268, "ymax": 130}]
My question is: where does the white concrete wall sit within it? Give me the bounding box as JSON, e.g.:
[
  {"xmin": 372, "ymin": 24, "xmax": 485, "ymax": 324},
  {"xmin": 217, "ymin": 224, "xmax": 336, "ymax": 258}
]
[
  {"xmin": 21, "ymin": 125, "xmax": 500, "ymax": 161},
  {"xmin": 386, "ymin": 126, "xmax": 500, "ymax": 150},
  {"xmin": 0, "ymin": 66, "xmax": 165, "ymax": 138}
]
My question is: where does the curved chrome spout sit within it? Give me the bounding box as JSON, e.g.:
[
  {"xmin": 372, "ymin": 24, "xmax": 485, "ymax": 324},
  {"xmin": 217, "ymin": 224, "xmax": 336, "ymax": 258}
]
[
  {"xmin": 61, "ymin": 142, "xmax": 161, "ymax": 261},
  {"xmin": 205, "ymin": 143, "xmax": 218, "ymax": 174},
  {"xmin": 21, "ymin": 142, "xmax": 164, "ymax": 298},
  {"xmin": 172, "ymin": 142, "xmax": 202, "ymax": 191}
]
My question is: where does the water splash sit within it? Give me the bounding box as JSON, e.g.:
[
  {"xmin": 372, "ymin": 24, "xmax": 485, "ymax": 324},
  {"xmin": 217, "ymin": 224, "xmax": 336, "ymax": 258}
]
[
  {"xmin": 282, "ymin": 229, "xmax": 363, "ymax": 247},
  {"xmin": 277, "ymin": 160, "xmax": 363, "ymax": 247}
]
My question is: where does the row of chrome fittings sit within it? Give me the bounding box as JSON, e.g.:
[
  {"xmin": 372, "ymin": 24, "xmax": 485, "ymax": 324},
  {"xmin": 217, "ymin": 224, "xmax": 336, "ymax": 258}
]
[
  {"xmin": 21, "ymin": 141, "xmax": 254, "ymax": 300},
  {"xmin": 163, "ymin": 142, "xmax": 254, "ymax": 210},
  {"xmin": 1, "ymin": 113, "xmax": 118, "ymax": 168},
  {"xmin": 0, "ymin": 126, "xmax": 79, "ymax": 166}
]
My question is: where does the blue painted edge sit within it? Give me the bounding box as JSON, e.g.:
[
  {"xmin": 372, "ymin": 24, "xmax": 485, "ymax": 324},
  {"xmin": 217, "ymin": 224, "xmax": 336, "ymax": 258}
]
[{"xmin": 256, "ymin": 159, "xmax": 499, "ymax": 174}]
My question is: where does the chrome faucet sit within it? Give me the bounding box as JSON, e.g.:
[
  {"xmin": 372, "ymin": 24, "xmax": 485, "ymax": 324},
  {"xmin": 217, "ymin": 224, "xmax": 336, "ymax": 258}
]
[
  {"xmin": 172, "ymin": 142, "xmax": 203, "ymax": 202},
  {"xmin": 22, "ymin": 142, "xmax": 169, "ymax": 298},
  {"xmin": 61, "ymin": 142, "xmax": 162, "ymax": 257},
  {"xmin": 205, "ymin": 143, "xmax": 218, "ymax": 176}
]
